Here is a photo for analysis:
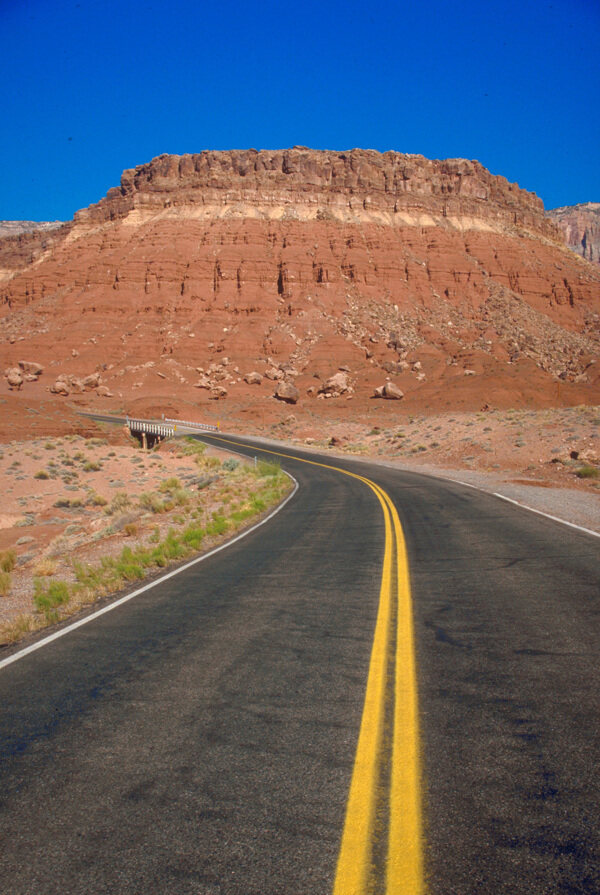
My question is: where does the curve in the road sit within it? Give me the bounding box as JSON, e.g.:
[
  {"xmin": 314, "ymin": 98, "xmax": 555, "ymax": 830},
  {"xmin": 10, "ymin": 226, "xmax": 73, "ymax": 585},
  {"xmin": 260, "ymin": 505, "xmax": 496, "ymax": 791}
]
[{"xmin": 208, "ymin": 436, "xmax": 424, "ymax": 895}]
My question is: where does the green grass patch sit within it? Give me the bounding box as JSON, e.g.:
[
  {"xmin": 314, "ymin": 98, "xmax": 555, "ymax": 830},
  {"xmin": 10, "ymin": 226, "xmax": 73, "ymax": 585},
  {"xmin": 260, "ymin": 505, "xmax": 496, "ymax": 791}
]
[
  {"xmin": 576, "ymin": 465, "xmax": 599, "ymax": 479},
  {"xmin": 33, "ymin": 579, "xmax": 70, "ymax": 618}
]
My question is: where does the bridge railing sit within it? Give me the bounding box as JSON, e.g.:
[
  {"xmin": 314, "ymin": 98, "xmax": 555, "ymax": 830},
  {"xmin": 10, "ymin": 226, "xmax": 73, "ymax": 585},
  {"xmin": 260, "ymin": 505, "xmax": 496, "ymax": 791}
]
[
  {"xmin": 126, "ymin": 417, "xmax": 175, "ymax": 438},
  {"xmin": 164, "ymin": 418, "xmax": 220, "ymax": 432}
]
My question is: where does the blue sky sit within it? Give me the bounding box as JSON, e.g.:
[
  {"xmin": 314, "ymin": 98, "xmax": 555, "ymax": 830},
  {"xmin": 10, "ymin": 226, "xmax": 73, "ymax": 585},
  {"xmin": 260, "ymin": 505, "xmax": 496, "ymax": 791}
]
[{"xmin": 1, "ymin": 0, "xmax": 598, "ymax": 220}]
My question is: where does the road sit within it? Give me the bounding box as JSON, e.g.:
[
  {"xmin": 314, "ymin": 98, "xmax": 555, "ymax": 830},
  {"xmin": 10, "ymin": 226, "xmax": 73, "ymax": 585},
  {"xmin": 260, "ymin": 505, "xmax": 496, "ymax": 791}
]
[{"xmin": 0, "ymin": 433, "xmax": 598, "ymax": 894}]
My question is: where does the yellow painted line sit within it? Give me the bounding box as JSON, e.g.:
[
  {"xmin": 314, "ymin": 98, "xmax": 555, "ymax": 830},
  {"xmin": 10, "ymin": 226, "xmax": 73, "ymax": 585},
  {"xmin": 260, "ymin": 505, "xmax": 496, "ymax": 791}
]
[
  {"xmin": 382, "ymin": 490, "xmax": 424, "ymax": 895},
  {"xmin": 202, "ymin": 434, "xmax": 425, "ymax": 894},
  {"xmin": 333, "ymin": 487, "xmax": 393, "ymax": 895}
]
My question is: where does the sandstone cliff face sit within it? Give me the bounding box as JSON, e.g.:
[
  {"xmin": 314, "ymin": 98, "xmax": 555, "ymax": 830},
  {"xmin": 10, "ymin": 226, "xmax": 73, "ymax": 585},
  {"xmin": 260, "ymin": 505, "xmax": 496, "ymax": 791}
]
[
  {"xmin": 547, "ymin": 203, "xmax": 600, "ymax": 266},
  {"xmin": 0, "ymin": 222, "xmax": 71, "ymax": 279},
  {"xmin": 74, "ymin": 148, "xmax": 559, "ymax": 240},
  {"xmin": 1, "ymin": 149, "xmax": 599, "ymax": 414}
]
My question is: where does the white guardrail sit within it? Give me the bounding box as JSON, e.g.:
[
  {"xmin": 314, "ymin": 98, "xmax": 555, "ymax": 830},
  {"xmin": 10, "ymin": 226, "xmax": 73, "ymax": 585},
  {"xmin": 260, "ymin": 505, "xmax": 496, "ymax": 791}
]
[
  {"xmin": 164, "ymin": 418, "xmax": 220, "ymax": 432},
  {"xmin": 126, "ymin": 418, "xmax": 175, "ymax": 438}
]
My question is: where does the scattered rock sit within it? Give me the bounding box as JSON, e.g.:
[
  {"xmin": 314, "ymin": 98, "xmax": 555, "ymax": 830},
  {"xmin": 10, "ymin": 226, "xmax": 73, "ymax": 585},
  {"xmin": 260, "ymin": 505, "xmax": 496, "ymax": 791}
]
[
  {"xmin": 209, "ymin": 386, "xmax": 228, "ymax": 400},
  {"xmin": 82, "ymin": 372, "xmax": 101, "ymax": 389},
  {"xmin": 274, "ymin": 381, "xmax": 299, "ymax": 404},
  {"xmin": 96, "ymin": 386, "xmax": 113, "ymax": 397},
  {"xmin": 319, "ymin": 371, "xmax": 351, "ymax": 397},
  {"xmin": 244, "ymin": 371, "xmax": 263, "ymax": 384},
  {"xmin": 193, "ymin": 377, "xmax": 212, "ymax": 389},
  {"xmin": 18, "ymin": 361, "xmax": 43, "ymax": 377},
  {"xmin": 373, "ymin": 381, "xmax": 404, "ymax": 400},
  {"xmin": 6, "ymin": 368, "xmax": 23, "ymax": 390},
  {"xmin": 50, "ymin": 379, "xmax": 70, "ymax": 395},
  {"xmin": 265, "ymin": 366, "xmax": 284, "ymax": 381}
]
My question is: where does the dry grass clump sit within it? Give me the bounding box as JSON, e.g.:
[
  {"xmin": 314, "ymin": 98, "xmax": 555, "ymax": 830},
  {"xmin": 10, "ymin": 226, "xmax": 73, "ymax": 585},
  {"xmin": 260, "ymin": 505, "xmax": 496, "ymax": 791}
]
[
  {"xmin": 33, "ymin": 557, "xmax": 58, "ymax": 577},
  {"xmin": 0, "ymin": 550, "xmax": 16, "ymax": 573},
  {"xmin": 0, "ymin": 571, "xmax": 12, "ymax": 597}
]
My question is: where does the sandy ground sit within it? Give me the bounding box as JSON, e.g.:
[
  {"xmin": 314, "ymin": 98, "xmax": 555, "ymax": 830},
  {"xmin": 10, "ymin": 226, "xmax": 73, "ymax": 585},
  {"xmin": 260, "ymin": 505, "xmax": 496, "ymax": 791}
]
[{"xmin": 0, "ymin": 430, "xmax": 270, "ymax": 636}]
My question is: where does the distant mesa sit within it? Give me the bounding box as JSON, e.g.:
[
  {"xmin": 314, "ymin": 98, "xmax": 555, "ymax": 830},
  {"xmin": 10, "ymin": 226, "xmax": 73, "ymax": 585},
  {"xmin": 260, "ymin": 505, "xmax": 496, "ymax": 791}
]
[
  {"xmin": 547, "ymin": 202, "xmax": 600, "ymax": 267},
  {"xmin": 0, "ymin": 148, "xmax": 599, "ymax": 418}
]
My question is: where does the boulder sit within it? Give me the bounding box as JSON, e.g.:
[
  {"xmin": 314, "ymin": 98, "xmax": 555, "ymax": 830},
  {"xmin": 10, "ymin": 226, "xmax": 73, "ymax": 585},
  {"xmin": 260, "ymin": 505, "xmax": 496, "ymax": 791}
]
[
  {"xmin": 193, "ymin": 377, "xmax": 212, "ymax": 389},
  {"xmin": 319, "ymin": 371, "xmax": 350, "ymax": 396},
  {"xmin": 209, "ymin": 386, "xmax": 228, "ymax": 400},
  {"xmin": 383, "ymin": 381, "xmax": 404, "ymax": 399},
  {"xmin": 274, "ymin": 381, "xmax": 299, "ymax": 404},
  {"xmin": 244, "ymin": 371, "xmax": 263, "ymax": 384},
  {"xmin": 69, "ymin": 377, "xmax": 85, "ymax": 394},
  {"xmin": 18, "ymin": 361, "xmax": 43, "ymax": 377},
  {"xmin": 373, "ymin": 381, "xmax": 404, "ymax": 400},
  {"xmin": 96, "ymin": 386, "xmax": 113, "ymax": 397},
  {"xmin": 50, "ymin": 379, "xmax": 69, "ymax": 396},
  {"xmin": 6, "ymin": 367, "xmax": 23, "ymax": 390},
  {"xmin": 265, "ymin": 366, "xmax": 284, "ymax": 381},
  {"xmin": 82, "ymin": 372, "xmax": 101, "ymax": 389}
]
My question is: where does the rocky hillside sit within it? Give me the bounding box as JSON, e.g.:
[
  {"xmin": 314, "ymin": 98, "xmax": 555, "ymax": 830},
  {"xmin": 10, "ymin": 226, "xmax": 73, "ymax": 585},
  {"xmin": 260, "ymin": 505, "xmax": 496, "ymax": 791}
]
[
  {"xmin": 0, "ymin": 221, "xmax": 64, "ymax": 239},
  {"xmin": 547, "ymin": 202, "xmax": 600, "ymax": 267},
  {"xmin": 1, "ymin": 148, "xmax": 599, "ymax": 420}
]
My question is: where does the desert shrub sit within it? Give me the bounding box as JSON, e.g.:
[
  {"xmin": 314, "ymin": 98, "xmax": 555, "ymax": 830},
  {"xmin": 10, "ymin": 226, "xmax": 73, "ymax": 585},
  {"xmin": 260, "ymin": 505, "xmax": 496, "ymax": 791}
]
[
  {"xmin": 182, "ymin": 525, "xmax": 204, "ymax": 550},
  {"xmin": 139, "ymin": 492, "xmax": 166, "ymax": 513},
  {"xmin": 0, "ymin": 571, "xmax": 11, "ymax": 597},
  {"xmin": 206, "ymin": 516, "xmax": 228, "ymax": 537},
  {"xmin": 576, "ymin": 465, "xmax": 599, "ymax": 479},
  {"xmin": 107, "ymin": 491, "xmax": 131, "ymax": 514},
  {"xmin": 87, "ymin": 493, "xmax": 108, "ymax": 507},
  {"xmin": 54, "ymin": 497, "xmax": 72, "ymax": 508},
  {"xmin": 114, "ymin": 547, "xmax": 144, "ymax": 581},
  {"xmin": 33, "ymin": 579, "xmax": 70, "ymax": 617},
  {"xmin": 256, "ymin": 460, "xmax": 281, "ymax": 477},
  {"xmin": 222, "ymin": 458, "xmax": 239, "ymax": 471},
  {"xmin": 123, "ymin": 522, "xmax": 138, "ymax": 537},
  {"xmin": 83, "ymin": 461, "xmax": 101, "ymax": 472},
  {"xmin": 0, "ymin": 613, "xmax": 35, "ymax": 643},
  {"xmin": 159, "ymin": 477, "xmax": 181, "ymax": 492},
  {"xmin": 0, "ymin": 550, "xmax": 16, "ymax": 573},
  {"xmin": 34, "ymin": 470, "xmax": 50, "ymax": 480},
  {"xmin": 172, "ymin": 488, "xmax": 190, "ymax": 507},
  {"xmin": 44, "ymin": 442, "xmax": 56, "ymax": 451},
  {"xmin": 33, "ymin": 557, "xmax": 58, "ymax": 577}
]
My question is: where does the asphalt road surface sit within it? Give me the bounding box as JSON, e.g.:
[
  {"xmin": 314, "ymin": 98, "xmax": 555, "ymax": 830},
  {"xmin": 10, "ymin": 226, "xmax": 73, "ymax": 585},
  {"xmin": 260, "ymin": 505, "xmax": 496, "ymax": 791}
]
[{"xmin": 0, "ymin": 433, "xmax": 598, "ymax": 894}]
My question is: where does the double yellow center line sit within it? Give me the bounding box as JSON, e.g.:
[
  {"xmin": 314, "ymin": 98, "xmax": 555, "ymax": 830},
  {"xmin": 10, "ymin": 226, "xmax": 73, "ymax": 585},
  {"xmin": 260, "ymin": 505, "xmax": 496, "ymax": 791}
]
[{"xmin": 205, "ymin": 436, "xmax": 425, "ymax": 894}]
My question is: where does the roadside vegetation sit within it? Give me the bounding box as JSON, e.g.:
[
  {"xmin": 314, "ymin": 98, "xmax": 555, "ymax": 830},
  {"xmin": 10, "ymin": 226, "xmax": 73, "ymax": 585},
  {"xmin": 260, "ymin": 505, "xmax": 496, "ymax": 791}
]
[{"xmin": 0, "ymin": 439, "xmax": 291, "ymax": 646}]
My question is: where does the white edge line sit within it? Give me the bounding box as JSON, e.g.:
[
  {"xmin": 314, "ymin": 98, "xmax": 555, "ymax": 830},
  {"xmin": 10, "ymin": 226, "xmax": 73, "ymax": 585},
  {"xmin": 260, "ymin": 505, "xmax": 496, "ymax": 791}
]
[
  {"xmin": 491, "ymin": 491, "xmax": 600, "ymax": 539},
  {"xmin": 234, "ymin": 433, "xmax": 600, "ymax": 540},
  {"xmin": 0, "ymin": 472, "xmax": 299, "ymax": 671}
]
